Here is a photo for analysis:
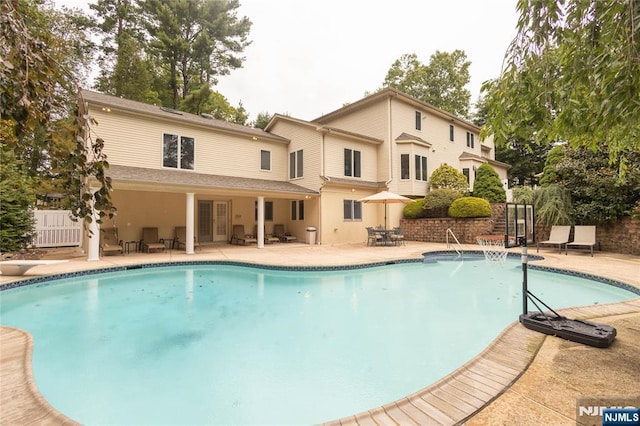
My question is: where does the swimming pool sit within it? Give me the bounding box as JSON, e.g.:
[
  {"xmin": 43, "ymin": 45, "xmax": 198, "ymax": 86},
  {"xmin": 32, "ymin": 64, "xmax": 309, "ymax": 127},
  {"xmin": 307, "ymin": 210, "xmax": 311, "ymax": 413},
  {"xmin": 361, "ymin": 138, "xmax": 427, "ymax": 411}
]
[{"xmin": 0, "ymin": 255, "xmax": 637, "ymax": 424}]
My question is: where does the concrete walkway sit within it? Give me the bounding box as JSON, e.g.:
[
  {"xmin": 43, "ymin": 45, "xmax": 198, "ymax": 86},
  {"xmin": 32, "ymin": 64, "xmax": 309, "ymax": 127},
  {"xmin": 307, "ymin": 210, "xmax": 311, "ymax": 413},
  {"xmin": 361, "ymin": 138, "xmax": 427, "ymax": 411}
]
[{"xmin": 1, "ymin": 242, "xmax": 638, "ymax": 425}]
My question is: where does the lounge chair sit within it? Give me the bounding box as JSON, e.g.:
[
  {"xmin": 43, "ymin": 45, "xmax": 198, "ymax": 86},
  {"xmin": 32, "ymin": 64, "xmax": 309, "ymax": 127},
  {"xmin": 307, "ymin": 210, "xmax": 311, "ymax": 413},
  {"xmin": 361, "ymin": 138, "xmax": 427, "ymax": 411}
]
[
  {"xmin": 174, "ymin": 226, "xmax": 200, "ymax": 250},
  {"xmin": 254, "ymin": 224, "xmax": 279, "ymax": 244},
  {"xmin": 536, "ymin": 225, "xmax": 570, "ymax": 253},
  {"xmin": 230, "ymin": 224, "xmax": 257, "ymax": 245},
  {"xmin": 100, "ymin": 227, "xmax": 123, "ymax": 256},
  {"xmin": 273, "ymin": 224, "xmax": 297, "ymax": 242},
  {"xmin": 566, "ymin": 225, "xmax": 597, "ymax": 257},
  {"xmin": 140, "ymin": 227, "xmax": 166, "ymax": 252}
]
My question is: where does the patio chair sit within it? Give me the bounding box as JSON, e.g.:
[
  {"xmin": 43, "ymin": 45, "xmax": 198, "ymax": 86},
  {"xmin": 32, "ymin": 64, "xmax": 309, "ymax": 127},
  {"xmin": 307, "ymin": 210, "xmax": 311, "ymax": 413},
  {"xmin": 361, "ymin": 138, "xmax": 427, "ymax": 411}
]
[
  {"xmin": 174, "ymin": 226, "xmax": 200, "ymax": 251},
  {"xmin": 273, "ymin": 224, "xmax": 297, "ymax": 242},
  {"xmin": 390, "ymin": 227, "xmax": 405, "ymax": 246},
  {"xmin": 140, "ymin": 227, "xmax": 166, "ymax": 252},
  {"xmin": 254, "ymin": 224, "xmax": 279, "ymax": 244},
  {"xmin": 100, "ymin": 227, "xmax": 123, "ymax": 256},
  {"xmin": 230, "ymin": 224, "xmax": 257, "ymax": 245},
  {"xmin": 536, "ymin": 225, "xmax": 570, "ymax": 253},
  {"xmin": 366, "ymin": 227, "xmax": 383, "ymax": 246},
  {"xmin": 566, "ymin": 225, "xmax": 597, "ymax": 257}
]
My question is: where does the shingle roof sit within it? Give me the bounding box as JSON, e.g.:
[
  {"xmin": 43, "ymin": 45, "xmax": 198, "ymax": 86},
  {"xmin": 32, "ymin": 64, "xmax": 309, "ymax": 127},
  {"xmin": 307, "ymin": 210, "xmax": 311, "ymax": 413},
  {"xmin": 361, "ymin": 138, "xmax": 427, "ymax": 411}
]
[
  {"xmin": 80, "ymin": 90, "xmax": 290, "ymax": 144},
  {"xmin": 458, "ymin": 152, "xmax": 511, "ymax": 169},
  {"xmin": 321, "ymin": 176, "xmax": 387, "ymax": 189},
  {"xmin": 395, "ymin": 132, "xmax": 432, "ymax": 146},
  {"xmin": 106, "ymin": 165, "xmax": 317, "ymax": 196}
]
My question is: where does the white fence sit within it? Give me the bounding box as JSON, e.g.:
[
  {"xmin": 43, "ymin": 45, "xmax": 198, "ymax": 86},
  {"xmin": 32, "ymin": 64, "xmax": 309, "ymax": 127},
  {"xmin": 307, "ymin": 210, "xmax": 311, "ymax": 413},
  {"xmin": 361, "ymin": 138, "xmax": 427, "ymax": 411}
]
[{"xmin": 33, "ymin": 210, "xmax": 83, "ymax": 248}]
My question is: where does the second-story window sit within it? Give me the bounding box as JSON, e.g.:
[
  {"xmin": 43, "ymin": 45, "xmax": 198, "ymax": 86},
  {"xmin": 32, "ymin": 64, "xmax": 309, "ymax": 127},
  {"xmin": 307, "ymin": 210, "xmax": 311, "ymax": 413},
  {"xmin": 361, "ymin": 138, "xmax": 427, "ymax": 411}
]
[
  {"xmin": 400, "ymin": 154, "xmax": 410, "ymax": 179},
  {"xmin": 463, "ymin": 168, "xmax": 470, "ymax": 184},
  {"xmin": 415, "ymin": 111, "xmax": 422, "ymax": 131},
  {"xmin": 289, "ymin": 149, "xmax": 303, "ymax": 179},
  {"xmin": 450, "ymin": 124, "xmax": 455, "ymax": 142},
  {"xmin": 415, "ymin": 155, "xmax": 428, "ymax": 181},
  {"xmin": 260, "ymin": 150, "xmax": 271, "ymax": 171},
  {"xmin": 466, "ymin": 132, "xmax": 475, "ymax": 148},
  {"xmin": 344, "ymin": 148, "xmax": 361, "ymax": 177},
  {"xmin": 163, "ymin": 133, "xmax": 194, "ymax": 170}
]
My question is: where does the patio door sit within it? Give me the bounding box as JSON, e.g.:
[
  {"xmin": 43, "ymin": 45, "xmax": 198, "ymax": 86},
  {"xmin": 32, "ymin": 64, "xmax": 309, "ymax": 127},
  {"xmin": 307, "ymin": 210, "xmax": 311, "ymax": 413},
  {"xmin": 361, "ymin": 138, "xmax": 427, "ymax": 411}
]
[
  {"xmin": 213, "ymin": 201, "xmax": 228, "ymax": 242},
  {"xmin": 198, "ymin": 201, "xmax": 213, "ymax": 242}
]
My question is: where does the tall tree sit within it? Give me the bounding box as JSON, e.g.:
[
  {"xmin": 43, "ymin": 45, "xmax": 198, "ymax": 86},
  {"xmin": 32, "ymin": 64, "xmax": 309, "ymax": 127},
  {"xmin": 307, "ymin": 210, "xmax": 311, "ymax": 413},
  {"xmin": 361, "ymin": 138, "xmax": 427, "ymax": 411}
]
[
  {"xmin": 481, "ymin": 0, "xmax": 640, "ymax": 175},
  {"xmin": 142, "ymin": 0, "xmax": 251, "ymax": 109},
  {"xmin": 111, "ymin": 32, "xmax": 160, "ymax": 103},
  {"xmin": 383, "ymin": 50, "xmax": 471, "ymax": 117},
  {"xmin": 1, "ymin": 0, "xmax": 114, "ymax": 233},
  {"xmin": 180, "ymin": 82, "xmax": 248, "ymax": 124}
]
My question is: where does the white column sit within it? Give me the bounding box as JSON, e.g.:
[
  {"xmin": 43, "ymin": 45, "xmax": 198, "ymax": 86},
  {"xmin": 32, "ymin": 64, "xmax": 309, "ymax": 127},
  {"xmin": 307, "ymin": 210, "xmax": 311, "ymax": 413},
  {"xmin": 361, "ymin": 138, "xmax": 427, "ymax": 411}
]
[
  {"xmin": 257, "ymin": 196, "xmax": 265, "ymax": 248},
  {"xmin": 87, "ymin": 189, "xmax": 100, "ymax": 261},
  {"xmin": 186, "ymin": 192, "xmax": 195, "ymax": 254}
]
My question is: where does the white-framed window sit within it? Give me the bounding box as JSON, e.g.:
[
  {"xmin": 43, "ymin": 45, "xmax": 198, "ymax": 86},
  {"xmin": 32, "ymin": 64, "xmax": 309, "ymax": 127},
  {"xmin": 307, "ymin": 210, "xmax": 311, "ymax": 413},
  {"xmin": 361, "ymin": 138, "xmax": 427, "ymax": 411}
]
[
  {"xmin": 344, "ymin": 148, "xmax": 361, "ymax": 177},
  {"xmin": 343, "ymin": 200, "xmax": 362, "ymax": 221},
  {"xmin": 466, "ymin": 132, "xmax": 475, "ymax": 148},
  {"xmin": 163, "ymin": 133, "xmax": 194, "ymax": 170},
  {"xmin": 255, "ymin": 200, "xmax": 274, "ymax": 221},
  {"xmin": 415, "ymin": 155, "xmax": 428, "ymax": 181},
  {"xmin": 260, "ymin": 150, "xmax": 271, "ymax": 171},
  {"xmin": 415, "ymin": 111, "xmax": 422, "ymax": 131},
  {"xmin": 400, "ymin": 154, "xmax": 410, "ymax": 180},
  {"xmin": 291, "ymin": 200, "xmax": 304, "ymax": 220},
  {"xmin": 450, "ymin": 124, "xmax": 455, "ymax": 142},
  {"xmin": 289, "ymin": 149, "xmax": 303, "ymax": 179},
  {"xmin": 463, "ymin": 168, "xmax": 470, "ymax": 183}
]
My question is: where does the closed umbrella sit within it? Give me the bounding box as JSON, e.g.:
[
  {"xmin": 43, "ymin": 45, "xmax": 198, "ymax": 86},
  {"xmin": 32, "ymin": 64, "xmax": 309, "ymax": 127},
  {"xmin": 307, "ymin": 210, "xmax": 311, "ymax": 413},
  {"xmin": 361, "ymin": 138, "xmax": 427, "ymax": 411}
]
[{"xmin": 358, "ymin": 190, "xmax": 412, "ymax": 230}]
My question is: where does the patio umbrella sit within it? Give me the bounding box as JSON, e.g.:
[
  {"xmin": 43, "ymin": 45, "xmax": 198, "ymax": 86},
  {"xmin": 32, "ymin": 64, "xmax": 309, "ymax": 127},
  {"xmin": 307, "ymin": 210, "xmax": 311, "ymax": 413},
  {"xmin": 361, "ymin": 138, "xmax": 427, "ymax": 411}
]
[{"xmin": 358, "ymin": 190, "xmax": 412, "ymax": 229}]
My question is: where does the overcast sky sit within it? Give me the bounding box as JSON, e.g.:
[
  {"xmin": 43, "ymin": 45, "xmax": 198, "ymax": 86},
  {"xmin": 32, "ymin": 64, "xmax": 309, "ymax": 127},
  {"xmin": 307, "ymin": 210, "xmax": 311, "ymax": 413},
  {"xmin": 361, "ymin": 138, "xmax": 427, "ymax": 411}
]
[{"xmin": 59, "ymin": 0, "xmax": 519, "ymax": 121}]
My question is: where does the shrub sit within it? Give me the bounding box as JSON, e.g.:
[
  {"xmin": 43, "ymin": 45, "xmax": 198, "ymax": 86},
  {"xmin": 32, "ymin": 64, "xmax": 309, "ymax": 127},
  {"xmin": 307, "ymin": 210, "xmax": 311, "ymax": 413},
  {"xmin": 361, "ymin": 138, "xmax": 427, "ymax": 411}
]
[
  {"xmin": 403, "ymin": 198, "xmax": 426, "ymax": 219},
  {"xmin": 423, "ymin": 188, "xmax": 462, "ymax": 217},
  {"xmin": 448, "ymin": 197, "xmax": 492, "ymax": 218},
  {"xmin": 429, "ymin": 164, "xmax": 469, "ymax": 192},
  {"xmin": 472, "ymin": 163, "xmax": 506, "ymax": 202}
]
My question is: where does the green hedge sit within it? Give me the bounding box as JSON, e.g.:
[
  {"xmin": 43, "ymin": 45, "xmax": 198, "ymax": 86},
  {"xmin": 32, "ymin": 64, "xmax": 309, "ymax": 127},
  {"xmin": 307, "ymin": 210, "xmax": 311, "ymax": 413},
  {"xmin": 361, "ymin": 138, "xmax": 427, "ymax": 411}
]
[
  {"xmin": 403, "ymin": 198, "xmax": 426, "ymax": 219},
  {"xmin": 423, "ymin": 188, "xmax": 462, "ymax": 217},
  {"xmin": 448, "ymin": 196, "xmax": 492, "ymax": 218}
]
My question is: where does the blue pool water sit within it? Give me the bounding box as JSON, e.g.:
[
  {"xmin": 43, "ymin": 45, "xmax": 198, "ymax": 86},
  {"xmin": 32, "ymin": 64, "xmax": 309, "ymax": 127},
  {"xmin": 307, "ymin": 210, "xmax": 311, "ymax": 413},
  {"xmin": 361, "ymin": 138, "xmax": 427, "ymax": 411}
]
[{"xmin": 0, "ymin": 257, "xmax": 636, "ymax": 424}]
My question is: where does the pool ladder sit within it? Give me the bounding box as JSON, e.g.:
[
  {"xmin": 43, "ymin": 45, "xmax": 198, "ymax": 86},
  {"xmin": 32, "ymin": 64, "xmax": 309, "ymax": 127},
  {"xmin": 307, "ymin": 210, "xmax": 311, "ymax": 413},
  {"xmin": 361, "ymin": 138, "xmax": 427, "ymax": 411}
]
[{"xmin": 446, "ymin": 228, "xmax": 464, "ymax": 257}]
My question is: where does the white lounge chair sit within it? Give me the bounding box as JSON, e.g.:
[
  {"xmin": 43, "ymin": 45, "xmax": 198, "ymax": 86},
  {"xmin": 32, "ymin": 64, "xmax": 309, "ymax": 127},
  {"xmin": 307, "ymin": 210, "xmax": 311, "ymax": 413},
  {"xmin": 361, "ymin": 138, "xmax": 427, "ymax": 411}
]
[
  {"xmin": 536, "ymin": 225, "xmax": 570, "ymax": 253},
  {"xmin": 566, "ymin": 225, "xmax": 597, "ymax": 257}
]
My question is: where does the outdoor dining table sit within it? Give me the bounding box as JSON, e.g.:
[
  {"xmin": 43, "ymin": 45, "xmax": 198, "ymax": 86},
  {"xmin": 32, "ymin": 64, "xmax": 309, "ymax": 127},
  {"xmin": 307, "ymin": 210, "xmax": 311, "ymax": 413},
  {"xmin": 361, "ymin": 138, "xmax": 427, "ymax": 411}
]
[{"xmin": 374, "ymin": 228, "xmax": 393, "ymax": 246}]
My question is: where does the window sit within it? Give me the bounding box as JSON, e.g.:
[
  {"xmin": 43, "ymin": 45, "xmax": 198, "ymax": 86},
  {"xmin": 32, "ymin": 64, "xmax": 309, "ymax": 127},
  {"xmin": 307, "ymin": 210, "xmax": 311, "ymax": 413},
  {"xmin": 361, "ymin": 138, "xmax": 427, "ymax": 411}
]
[
  {"xmin": 450, "ymin": 124, "xmax": 455, "ymax": 142},
  {"xmin": 466, "ymin": 132, "xmax": 475, "ymax": 148},
  {"xmin": 291, "ymin": 200, "xmax": 304, "ymax": 220},
  {"xmin": 255, "ymin": 201, "xmax": 273, "ymax": 221},
  {"xmin": 400, "ymin": 154, "xmax": 410, "ymax": 179},
  {"xmin": 289, "ymin": 149, "xmax": 303, "ymax": 178},
  {"xmin": 415, "ymin": 111, "xmax": 422, "ymax": 130},
  {"xmin": 415, "ymin": 155, "xmax": 428, "ymax": 181},
  {"xmin": 463, "ymin": 168, "xmax": 470, "ymax": 183},
  {"xmin": 343, "ymin": 200, "xmax": 362, "ymax": 221},
  {"xmin": 163, "ymin": 133, "xmax": 194, "ymax": 170},
  {"xmin": 344, "ymin": 148, "xmax": 361, "ymax": 177},
  {"xmin": 260, "ymin": 150, "xmax": 271, "ymax": 171}
]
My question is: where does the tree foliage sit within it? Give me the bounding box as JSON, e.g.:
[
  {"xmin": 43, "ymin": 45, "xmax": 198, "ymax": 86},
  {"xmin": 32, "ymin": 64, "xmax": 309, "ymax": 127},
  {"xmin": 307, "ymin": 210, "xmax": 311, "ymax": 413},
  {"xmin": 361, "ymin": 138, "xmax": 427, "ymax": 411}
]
[
  {"xmin": 472, "ymin": 163, "xmax": 506, "ymax": 202},
  {"xmin": 422, "ymin": 188, "xmax": 462, "ymax": 218},
  {"xmin": 383, "ymin": 50, "xmax": 471, "ymax": 117},
  {"xmin": 0, "ymin": 0, "xmax": 114, "ymax": 232},
  {"xmin": 429, "ymin": 164, "xmax": 469, "ymax": 192},
  {"xmin": 481, "ymin": 0, "xmax": 640, "ymax": 174}
]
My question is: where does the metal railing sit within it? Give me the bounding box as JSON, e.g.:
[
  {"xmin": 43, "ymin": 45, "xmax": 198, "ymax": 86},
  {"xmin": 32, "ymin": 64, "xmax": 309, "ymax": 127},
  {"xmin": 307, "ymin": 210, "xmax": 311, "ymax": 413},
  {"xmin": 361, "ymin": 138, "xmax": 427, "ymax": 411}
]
[{"xmin": 446, "ymin": 228, "xmax": 463, "ymax": 257}]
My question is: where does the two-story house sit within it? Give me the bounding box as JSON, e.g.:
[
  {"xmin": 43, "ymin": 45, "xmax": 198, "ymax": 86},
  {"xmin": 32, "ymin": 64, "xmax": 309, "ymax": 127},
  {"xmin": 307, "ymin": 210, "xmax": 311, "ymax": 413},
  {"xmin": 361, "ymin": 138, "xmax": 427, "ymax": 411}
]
[{"xmin": 80, "ymin": 88, "xmax": 508, "ymax": 257}]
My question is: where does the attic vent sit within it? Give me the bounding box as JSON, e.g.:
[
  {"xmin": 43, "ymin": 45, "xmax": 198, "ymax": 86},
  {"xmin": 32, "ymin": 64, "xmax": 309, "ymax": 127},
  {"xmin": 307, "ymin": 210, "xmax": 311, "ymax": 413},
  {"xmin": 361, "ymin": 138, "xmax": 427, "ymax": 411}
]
[
  {"xmin": 200, "ymin": 113, "xmax": 214, "ymax": 119},
  {"xmin": 160, "ymin": 106, "xmax": 183, "ymax": 115}
]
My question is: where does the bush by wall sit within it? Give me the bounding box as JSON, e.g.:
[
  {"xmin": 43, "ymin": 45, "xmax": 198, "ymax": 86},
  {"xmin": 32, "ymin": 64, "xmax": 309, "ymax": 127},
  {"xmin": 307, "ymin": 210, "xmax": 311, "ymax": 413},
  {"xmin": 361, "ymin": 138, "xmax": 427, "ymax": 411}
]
[
  {"xmin": 403, "ymin": 198, "xmax": 426, "ymax": 219},
  {"xmin": 472, "ymin": 163, "xmax": 506, "ymax": 202},
  {"xmin": 448, "ymin": 197, "xmax": 492, "ymax": 218},
  {"xmin": 423, "ymin": 189, "xmax": 462, "ymax": 218}
]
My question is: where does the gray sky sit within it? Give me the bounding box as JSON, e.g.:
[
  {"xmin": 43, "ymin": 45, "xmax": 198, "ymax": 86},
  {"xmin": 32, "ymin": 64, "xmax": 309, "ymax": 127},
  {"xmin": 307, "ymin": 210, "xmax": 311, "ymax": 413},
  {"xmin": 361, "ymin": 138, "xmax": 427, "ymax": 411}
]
[
  {"xmin": 59, "ymin": 0, "xmax": 519, "ymax": 121},
  {"xmin": 216, "ymin": 0, "xmax": 520, "ymax": 120}
]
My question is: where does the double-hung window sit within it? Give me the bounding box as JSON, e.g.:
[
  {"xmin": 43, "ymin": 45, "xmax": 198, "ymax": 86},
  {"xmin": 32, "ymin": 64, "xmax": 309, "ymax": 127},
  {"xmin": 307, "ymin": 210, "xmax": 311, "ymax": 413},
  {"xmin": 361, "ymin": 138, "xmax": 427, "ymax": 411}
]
[
  {"xmin": 415, "ymin": 155, "xmax": 428, "ymax": 181},
  {"xmin": 344, "ymin": 148, "xmax": 361, "ymax": 177},
  {"xmin": 466, "ymin": 132, "xmax": 475, "ymax": 148},
  {"xmin": 415, "ymin": 111, "xmax": 422, "ymax": 130},
  {"xmin": 291, "ymin": 200, "xmax": 304, "ymax": 220},
  {"xmin": 463, "ymin": 168, "xmax": 470, "ymax": 183},
  {"xmin": 343, "ymin": 200, "xmax": 362, "ymax": 221},
  {"xmin": 163, "ymin": 133, "xmax": 194, "ymax": 170},
  {"xmin": 400, "ymin": 154, "xmax": 410, "ymax": 179},
  {"xmin": 289, "ymin": 149, "xmax": 303, "ymax": 179},
  {"xmin": 260, "ymin": 150, "xmax": 271, "ymax": 171},
  {"xmin": 255, "ymin": 201, "xmax": 274, "ymax": 221}
]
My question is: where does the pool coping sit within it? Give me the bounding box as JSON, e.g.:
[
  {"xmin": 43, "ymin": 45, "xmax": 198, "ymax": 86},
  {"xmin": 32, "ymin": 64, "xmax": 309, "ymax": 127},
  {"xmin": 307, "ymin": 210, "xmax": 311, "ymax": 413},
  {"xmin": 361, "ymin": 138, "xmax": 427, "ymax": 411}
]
[{"xmin": 1, "ymin": 249, "xmax": 639, "ymax": 425}]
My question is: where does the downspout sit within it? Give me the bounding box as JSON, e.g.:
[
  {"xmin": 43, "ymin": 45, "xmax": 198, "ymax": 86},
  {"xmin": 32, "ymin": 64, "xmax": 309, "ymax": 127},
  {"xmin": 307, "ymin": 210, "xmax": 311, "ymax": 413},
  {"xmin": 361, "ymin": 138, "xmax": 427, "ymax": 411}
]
[
  {"xmin": 387, "ymin": 94, "xmax": 394, "ymax": 185},
  {"xmin": 319, "ymin": 132, "xmax": 325, "ymax": 244}
]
